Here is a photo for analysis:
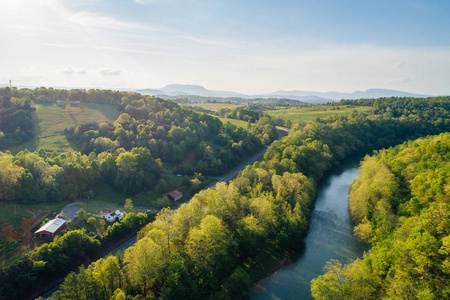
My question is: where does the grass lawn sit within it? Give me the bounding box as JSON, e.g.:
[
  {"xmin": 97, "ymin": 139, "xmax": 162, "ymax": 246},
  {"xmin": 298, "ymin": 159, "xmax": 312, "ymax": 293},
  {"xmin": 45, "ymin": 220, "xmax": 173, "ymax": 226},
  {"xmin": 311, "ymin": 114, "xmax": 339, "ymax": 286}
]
[
  {"xmin": 181, "ymin": 102, "xmax": 243, "ymax": 112},
  {"xmin": 9, "ymin": 103, "xmax": 120, "ymax": 154},
  {"xmin": 89, "ymin": 176, "xmax": 216, "ymax": 210},
  {"xmin": 267, "ymin": 105, "xmax": 373, "ymax": 123},
  {"xmin": 78, "ymin": 204, "xmax": 150, "ymax": 215},
  {"xmin": 218, "ymin": 117, "xmax": 251, "ymax": 129},
  {"xmin": 0, "ymin": 202, "xmax": 66, "ymax": 230},
  {"xmin": 0, "ymin": 201, "xmax": 67, "ymax": 267}
]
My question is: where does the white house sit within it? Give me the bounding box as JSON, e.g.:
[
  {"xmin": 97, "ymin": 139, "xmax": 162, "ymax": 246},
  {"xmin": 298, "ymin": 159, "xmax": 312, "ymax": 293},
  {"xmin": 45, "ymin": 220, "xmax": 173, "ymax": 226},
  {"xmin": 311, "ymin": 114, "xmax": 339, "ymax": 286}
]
[{"xmin": 101, "ymin": 209, "xmax": 125, "ymax": 222}]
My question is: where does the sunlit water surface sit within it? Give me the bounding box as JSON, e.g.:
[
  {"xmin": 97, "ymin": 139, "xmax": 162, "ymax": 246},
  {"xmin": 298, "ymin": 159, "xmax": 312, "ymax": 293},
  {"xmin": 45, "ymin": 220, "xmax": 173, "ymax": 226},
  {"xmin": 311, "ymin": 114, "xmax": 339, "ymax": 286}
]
[{"xmin": 246, "ymin": 164, "xmax": 366, "ymax": 300}]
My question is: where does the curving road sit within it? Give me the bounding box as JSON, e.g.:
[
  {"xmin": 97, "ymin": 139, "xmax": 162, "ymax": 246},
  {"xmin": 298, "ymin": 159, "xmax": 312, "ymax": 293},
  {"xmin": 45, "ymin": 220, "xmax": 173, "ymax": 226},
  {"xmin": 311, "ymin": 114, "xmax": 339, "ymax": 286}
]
[
  {"xmin": 42, "ymin": 128, "xmax": 289, "ymax": 299},
  {"xmin": 207, "ymin": 128, "xmax": 288, "ymax": 188}
]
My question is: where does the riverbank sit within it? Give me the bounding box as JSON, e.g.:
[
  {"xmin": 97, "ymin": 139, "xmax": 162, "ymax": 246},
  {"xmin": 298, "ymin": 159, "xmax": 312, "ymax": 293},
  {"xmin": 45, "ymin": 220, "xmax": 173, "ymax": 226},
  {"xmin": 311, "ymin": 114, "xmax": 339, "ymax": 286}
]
[{"xmin": 241, "ymin": 164, "xmax": 366, "ymax": 299}]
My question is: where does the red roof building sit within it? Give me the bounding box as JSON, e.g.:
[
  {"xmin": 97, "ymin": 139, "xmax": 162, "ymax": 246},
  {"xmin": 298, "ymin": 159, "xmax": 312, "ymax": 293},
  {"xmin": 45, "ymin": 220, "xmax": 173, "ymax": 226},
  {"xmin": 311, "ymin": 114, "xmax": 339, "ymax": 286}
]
[
  {"xmin": 160, "ymin": 190, "xmax": 183, "ymax": 201},
  {"xmin": 34, "ymin": 218, "xmax": 66, "ymax": 239}
]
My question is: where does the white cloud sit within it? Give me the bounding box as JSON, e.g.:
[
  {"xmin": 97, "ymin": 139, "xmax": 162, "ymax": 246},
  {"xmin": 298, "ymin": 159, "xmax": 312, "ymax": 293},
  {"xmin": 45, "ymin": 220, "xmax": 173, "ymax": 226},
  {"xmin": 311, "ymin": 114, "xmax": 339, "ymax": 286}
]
[
  {"xmin": 44, "ymin": 43, "xmax": 81, "ymax": 49},
  {"xmin": 100, "ymin": 69, "xmax": 123, "ymax": 76},
  {"xmin": 60, "ymin": 67, "xmax": 87, "ymax": 75},
  {"xmin": 388, "ymin": 77, "xmax": 414, "ymax": 83},
  {"xmin": 98, "ymin": 46, "xmax": 195, "ymax": 59},
  {"xmin": 68, "ymin": 11, "xmax": 160, "ymax": 31}
]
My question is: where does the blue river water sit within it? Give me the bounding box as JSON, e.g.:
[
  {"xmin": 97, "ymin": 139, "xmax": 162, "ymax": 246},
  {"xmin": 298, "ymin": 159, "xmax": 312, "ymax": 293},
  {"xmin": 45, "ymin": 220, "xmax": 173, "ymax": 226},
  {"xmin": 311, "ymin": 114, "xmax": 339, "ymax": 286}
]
[{"xmin": 246, "ymin": 164, "xmax": 366, "ymax": 299}]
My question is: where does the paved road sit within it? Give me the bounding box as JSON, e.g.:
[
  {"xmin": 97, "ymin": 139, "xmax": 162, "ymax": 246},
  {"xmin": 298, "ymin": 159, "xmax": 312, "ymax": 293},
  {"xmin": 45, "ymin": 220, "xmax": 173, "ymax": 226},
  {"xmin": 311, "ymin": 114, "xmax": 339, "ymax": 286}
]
[
  {"xmin": 208, "ymin": 145, "xmax": 270, "ymax": 189},
  {"xmin": 60, "ymin": 202, "xmax": 158, "ymax": 221},
  {"xmin": 276, "ymin": 126, "xmax": 291, "ymax": 134},
  {"xmin": 42, "ymin": 128, "xmax": 290, "ymax": 299},
  {"xmin": 106, "ymin": 236, "xmax": 137, "ymax": 257},
  {"xmin": 61, "ymin": 202, "xmax": 83, "ymax": 221}
]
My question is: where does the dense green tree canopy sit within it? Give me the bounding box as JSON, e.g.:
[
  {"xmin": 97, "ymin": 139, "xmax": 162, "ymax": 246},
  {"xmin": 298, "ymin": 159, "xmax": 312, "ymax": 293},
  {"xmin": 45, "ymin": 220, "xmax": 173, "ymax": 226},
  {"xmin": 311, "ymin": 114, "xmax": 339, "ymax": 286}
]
[
  {"xmin": 312, "ymin": 133, "xmax": 450, "ymax": 299},
  {"xmin": 46, "ymin": 97, "xmax": 450, "ymax": 300},
  {"xmin": 2, "ymin": 96, "xmax": 449, "ymax": 300}
]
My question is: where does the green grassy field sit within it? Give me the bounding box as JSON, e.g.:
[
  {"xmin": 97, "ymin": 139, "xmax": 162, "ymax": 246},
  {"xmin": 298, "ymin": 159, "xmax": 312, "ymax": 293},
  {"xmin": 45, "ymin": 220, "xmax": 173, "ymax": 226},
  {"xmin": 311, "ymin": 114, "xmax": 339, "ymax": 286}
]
[
  {"xmin": 88, "ymin": 176, "xmax": 215, "ymax": 209},
  {"xmin": 266, "ymin": 105, "xmax": 373, "ymax": 122},
  {"xmin": 78, "ymin": 204, "xmax": 150, "ymax": 215},
  {"xmin": 218, "ymin": 117, "xmax": 250, "ymax": 129},
  {"xmin": 9, "ymin": 103, "xmax": 120, "ymax": 154},
  {"xmin": 0, "ymin": 202, "xmax": 66, "ymax": 229},
  {"xmin": 0, "ymin": 201, "xmax": 67, "ymax": 267},
  {"xmin": 182, "ymin": 102, "xmax": 243, "ymax": 112},
  {"xmin": 185, "ymin": 103, "xmax": 373, "ymax": 127}
]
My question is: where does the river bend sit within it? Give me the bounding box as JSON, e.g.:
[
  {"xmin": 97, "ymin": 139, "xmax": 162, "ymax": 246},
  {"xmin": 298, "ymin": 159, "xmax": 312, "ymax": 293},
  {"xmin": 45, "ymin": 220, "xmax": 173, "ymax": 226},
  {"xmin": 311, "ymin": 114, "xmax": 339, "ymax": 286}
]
[{"xmin": 247, "ymin": 164, "xmax": 366, "ymax": 299}]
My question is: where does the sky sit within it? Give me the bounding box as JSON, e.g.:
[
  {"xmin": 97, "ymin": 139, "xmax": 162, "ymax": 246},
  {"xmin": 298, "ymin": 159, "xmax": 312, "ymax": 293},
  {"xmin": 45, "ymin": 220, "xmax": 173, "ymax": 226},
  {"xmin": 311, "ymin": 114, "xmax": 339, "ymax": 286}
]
[{"xmin": 1, "ymin": 0, "xmax": 450, "ymax": 95}]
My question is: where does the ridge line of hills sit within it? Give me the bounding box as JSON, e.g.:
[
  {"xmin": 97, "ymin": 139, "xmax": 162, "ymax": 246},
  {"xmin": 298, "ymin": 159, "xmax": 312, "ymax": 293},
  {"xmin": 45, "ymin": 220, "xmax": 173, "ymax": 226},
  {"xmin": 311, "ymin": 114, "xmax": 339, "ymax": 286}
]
[
  {"xmin": 1, "ymin": 83, "xmax": 435, "ymax": 104},
  {"xmin": 138, "ymin": 84, "xmax": 431, "ymax": 103}
]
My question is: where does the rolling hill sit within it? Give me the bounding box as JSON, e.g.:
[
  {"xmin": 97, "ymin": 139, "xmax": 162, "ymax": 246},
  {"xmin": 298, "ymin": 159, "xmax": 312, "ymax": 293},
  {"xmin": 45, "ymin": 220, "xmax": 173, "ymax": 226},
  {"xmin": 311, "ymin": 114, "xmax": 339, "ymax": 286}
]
[{"xmin": 137, "ymin": 85, "xmax": 430, "ymax": 103}]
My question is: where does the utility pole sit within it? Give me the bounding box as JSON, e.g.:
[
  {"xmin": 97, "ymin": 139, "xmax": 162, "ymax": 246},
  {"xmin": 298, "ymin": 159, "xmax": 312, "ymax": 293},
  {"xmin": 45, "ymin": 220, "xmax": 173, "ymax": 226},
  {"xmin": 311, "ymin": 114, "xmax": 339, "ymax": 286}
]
[{"xmin": 9, "ymin": 80, "xmax": 11, "ymax": 88}]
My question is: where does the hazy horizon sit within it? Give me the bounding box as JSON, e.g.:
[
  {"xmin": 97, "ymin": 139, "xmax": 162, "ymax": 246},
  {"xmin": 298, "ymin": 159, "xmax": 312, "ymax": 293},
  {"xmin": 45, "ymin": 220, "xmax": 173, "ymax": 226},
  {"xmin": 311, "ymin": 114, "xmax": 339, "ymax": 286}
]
[{"xmin": 1, "ymin": 0, "xmax": 450, "ymax": 95}]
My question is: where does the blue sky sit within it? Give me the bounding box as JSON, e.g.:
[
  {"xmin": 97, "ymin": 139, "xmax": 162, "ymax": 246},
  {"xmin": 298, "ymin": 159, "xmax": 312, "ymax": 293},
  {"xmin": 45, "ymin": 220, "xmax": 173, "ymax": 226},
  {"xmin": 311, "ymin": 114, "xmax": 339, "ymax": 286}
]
[{"xmin": 1, "ymin": 0, "xmax": 450, "ymax": 94}]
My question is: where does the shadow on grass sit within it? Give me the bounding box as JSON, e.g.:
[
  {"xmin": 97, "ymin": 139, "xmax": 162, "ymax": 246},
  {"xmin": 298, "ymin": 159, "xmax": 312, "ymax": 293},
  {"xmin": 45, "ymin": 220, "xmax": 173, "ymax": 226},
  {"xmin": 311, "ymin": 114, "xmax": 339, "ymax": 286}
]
[
  {"xmin": 88, "ymin": 104, "xmax": 121, "ymax": 122},
  {"xmin": 8, "ymin": 110, "xmax": 40, "ymax": 154}
]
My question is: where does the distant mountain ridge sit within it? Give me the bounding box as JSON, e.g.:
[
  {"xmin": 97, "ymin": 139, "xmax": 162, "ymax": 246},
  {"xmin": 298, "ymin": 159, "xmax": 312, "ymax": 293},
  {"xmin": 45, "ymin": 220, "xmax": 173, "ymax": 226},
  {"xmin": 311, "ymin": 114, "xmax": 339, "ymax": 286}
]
[
  {"xmin": 265, "ymin": 88, "xmax": 428, "ymax": 100},
  {"xmin": 139, "ymin": 84, "xmax": 247, "ymax": 98},
  {"xmin": 137, "ymin": 85, "xmax": 430, "ymax": 103},
  {"xmin": 0, "ymin": 83, "xmax": 432, "ymax": 104}
]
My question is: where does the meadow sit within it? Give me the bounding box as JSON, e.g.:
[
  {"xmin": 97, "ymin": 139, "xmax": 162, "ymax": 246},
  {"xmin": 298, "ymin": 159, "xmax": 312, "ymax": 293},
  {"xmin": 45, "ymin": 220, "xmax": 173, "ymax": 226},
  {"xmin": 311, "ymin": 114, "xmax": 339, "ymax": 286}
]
[
  {"xmin": 9, "ymin": 103, "xmax": 120, "ymax": 154},
  {"xmin": 182, "ymin": 102, "xmax": 243, "ymax": 112},
  {"xmin": 266, "ymin": 105, "xmax": 374, "ymax": 122},
  {"xmin": 218, "ymin": 117, "xmax": 251, "ymax": 128},
  {"xmin": 182, "ymin": 102, "xmax": 374, "ymax": 126}
]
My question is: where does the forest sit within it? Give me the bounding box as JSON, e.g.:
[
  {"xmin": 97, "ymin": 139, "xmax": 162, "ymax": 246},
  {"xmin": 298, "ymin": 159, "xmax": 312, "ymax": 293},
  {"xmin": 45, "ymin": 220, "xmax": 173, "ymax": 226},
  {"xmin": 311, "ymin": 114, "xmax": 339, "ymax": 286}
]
[
  {"xmin": 64, "ymin": 97, "xmax": 275, "ymax": 175},
  {"xmin": 0, "ymin": 87, "xmax": 278, "ymax": 299},
  {"xmin": 0, "ymin": 88, "xmax": 35, "ymax": 148},
  {"xmin": 0, "ymin": 87, "xmax": 277, "ymax": 205},
  {"xmin": 10, "ymin": 96, "xmax": 443, "ymax": 300},
  {"xmin": 311, "ymin": 133, "xmax": 450, "ymax": 299},
  {"xmin": 0, "ymin": 147, "xmax": 162, "ymax": 202}
]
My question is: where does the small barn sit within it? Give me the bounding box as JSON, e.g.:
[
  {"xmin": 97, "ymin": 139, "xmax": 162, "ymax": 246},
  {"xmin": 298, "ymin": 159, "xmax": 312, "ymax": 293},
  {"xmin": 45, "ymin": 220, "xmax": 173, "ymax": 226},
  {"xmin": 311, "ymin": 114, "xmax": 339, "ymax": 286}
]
[
  {"xmin": 160, "ymin": 190, "xmax": 183, "ymax": 202},
  {"xmin": 34, "ymin": 218, "xmax": 66, "ymax": 239}
]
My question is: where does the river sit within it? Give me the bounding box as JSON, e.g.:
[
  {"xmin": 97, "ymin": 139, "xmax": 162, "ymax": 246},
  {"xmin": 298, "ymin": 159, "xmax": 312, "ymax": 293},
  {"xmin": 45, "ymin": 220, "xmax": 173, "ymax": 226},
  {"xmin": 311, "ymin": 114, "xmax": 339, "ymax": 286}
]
[{"xmin": 246, "ymin": 163, "xmax": 366, "ymax": 299}]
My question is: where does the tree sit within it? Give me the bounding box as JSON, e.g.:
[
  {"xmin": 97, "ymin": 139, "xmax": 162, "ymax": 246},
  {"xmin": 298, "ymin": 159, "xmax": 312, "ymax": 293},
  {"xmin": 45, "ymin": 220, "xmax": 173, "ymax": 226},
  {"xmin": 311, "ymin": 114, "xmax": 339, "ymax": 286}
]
[
  {"xmin": 115, "ymin": 152, "xmax": 139, "ymax": 194},
  {"xmin": 153, "ymin": 207, "xmax": 175, "ymax": 256},
  {"xmin": 77, "ymin": 208, "xmax": 86, "ymax": 222},
  {"xmin": 124, "ymin": 198, "xmax": 133, "ymax": 212},
  {"xmin": 186, "ymin": 215, "xmax": 233, "ymax": 267},
  {"xmin": 110, "ymin": 288, "xmax": 126, "ymax": 300},
  {"xmin": 0, "ymin": 155, "xmax": 23, "ymax": 202},
  {"xmin": 124, "ymin": 236, "xmax": 163, "ymax": 295}
]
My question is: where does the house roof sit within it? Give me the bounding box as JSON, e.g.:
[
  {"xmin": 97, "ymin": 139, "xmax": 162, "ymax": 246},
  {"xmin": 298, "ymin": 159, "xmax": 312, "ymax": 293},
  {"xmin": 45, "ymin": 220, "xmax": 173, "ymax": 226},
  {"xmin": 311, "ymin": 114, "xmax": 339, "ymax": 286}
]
[
  {"xmin": 109, "ymin": 210, "xmax": 123, "ymax": 217},
  {"xmin": 35, "ymin": 218, "xmax": 66, "ymax": 234},
  {"xmin": 100, "ymin": 209, "xmax": 115, "ymax": 216},
  {"xmin": 162, "ymin": 190, "xmax": 183, "ymax": 199}
]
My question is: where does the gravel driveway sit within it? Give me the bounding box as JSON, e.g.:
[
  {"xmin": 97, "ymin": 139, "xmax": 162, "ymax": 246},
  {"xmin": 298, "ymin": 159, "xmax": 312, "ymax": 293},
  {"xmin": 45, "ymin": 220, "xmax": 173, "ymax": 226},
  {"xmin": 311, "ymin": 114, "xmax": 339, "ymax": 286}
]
[{"xmin": 60, "ymin": 202, "xmax": 84, "ymax": 221}]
